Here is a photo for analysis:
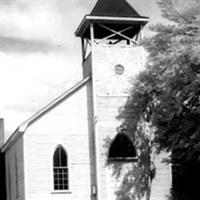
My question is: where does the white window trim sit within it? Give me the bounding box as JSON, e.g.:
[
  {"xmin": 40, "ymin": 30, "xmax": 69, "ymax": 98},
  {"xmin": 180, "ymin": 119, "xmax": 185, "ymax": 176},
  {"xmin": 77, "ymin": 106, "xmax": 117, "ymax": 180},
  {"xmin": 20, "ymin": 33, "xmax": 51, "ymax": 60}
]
[{"xmin": 50, "ymin": 144, "xmax": 72, "ymax": 194}]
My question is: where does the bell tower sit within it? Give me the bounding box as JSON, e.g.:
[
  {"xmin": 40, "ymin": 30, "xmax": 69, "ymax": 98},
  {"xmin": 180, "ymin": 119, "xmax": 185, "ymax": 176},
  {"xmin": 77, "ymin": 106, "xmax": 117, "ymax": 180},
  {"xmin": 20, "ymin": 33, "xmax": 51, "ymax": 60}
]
[
  {"xmin": 76, "ymin": 0, "xmax": 149, "ymax": 199},
  {"xmin": 76, "ymin": 0, "xmax": 148, "ymax": 95}
]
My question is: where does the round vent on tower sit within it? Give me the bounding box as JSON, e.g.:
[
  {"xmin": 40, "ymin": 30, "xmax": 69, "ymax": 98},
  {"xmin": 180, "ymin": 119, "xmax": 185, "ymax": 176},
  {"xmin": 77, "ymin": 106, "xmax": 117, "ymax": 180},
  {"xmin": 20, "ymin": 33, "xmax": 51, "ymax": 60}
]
[{"xmin": 114, "ymin": 64, "xmax": 125, "ymax": 75}]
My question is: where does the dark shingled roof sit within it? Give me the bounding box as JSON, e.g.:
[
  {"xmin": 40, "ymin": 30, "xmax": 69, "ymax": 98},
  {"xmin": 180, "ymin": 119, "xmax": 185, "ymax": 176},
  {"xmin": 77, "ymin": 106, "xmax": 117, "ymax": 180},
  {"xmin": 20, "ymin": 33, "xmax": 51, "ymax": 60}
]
[{"xmin": 91, "ymin": 0, "xmax": 142, "ymax": 18}]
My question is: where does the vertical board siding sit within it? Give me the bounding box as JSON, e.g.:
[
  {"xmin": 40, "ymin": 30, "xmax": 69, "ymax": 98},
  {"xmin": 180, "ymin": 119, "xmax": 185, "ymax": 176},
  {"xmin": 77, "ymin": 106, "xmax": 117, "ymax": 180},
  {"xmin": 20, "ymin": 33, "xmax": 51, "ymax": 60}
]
[{"xmin": 5, "ymin": 136, "xmax": 25, "ymax": 200}]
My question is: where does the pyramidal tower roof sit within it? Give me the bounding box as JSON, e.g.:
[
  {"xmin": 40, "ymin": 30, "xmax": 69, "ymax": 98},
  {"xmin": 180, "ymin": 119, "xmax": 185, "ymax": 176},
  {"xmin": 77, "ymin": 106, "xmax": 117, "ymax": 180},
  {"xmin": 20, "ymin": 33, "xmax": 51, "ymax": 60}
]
[
  {"xmin": 90, "ymin": 0, "xmax": 142, "ymax": 18},
  {"xmin": 75, "ymin": 0, "xmax": 149, "ymax": 37}
]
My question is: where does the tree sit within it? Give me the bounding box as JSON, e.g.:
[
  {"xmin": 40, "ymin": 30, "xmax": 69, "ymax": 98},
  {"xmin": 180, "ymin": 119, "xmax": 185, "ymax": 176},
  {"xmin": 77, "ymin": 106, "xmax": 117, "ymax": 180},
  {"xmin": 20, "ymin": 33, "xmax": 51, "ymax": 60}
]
[
  {"xmin": 119, "ymin": 0, "xmax": 200, "ymax": 164},
  {"xmin": 114, "ymin": 1, "xmax": 200, "ymax": 199}
]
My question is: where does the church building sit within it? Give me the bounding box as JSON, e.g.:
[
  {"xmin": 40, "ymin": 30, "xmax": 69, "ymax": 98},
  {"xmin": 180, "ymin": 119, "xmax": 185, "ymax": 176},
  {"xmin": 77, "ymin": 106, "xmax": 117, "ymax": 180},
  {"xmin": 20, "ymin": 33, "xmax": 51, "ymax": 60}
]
[{"xmin": 0, "ymin": 0, "xmax": 172, "ymax": 200}]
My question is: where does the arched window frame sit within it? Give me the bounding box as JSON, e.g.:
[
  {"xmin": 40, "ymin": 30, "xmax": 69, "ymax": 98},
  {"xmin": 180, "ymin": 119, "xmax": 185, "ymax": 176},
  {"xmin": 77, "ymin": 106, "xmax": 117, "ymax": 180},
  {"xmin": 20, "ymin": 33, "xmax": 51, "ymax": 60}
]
[
  {"xmin": 53, "ymin": 145, "xmax": 69, "ymax": 191},
  {"xmin": 108, "ymin": 133, "xmax": 138, "ymax": 162}
]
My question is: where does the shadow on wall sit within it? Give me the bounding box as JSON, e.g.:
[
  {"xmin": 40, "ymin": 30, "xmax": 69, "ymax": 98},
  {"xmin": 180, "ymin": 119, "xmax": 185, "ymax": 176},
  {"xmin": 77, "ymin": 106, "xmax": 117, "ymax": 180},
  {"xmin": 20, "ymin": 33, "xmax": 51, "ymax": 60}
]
[{"xmin": 104, "ymin": 122, "xmax": 156, "ymax": 200}]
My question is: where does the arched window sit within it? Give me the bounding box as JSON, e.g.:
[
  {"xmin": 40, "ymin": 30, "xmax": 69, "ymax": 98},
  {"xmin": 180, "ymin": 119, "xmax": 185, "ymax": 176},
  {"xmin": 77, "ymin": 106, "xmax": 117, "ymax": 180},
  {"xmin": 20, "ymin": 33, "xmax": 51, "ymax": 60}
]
[
  {"xmin": 53, "ymin": 145, "xmax": 68, "ymax": 190},
  {"xmin": 108, "ymin": 134, "xmax": 137, "ymax": 161}
]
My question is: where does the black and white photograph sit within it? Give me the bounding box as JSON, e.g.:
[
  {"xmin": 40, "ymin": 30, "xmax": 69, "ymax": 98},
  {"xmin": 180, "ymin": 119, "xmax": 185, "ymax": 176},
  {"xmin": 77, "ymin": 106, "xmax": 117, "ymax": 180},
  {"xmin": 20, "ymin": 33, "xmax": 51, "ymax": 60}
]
[{"xmin": 0, "ymin": 0, "xmax": 200, "ymax": 200}]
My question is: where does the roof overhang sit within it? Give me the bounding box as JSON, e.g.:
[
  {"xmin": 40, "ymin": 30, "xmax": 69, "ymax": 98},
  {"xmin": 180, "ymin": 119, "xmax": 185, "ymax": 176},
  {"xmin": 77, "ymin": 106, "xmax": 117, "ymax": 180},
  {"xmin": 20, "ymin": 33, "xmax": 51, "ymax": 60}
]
[
  {"xmin": 0, "ymin": 76, "xmax": 91, "ymax": 152},
  {"xmin": 75, "ymin": 15, "xmax": 149, "ymax": 37}
]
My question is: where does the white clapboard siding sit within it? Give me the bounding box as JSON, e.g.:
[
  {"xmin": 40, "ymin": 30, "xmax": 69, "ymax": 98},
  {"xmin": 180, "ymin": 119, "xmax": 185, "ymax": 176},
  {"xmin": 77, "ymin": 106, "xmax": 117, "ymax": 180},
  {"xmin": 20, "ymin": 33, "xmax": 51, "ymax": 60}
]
[
  {"xmin": 150, "ymin": 152, "xmax": 172, "ymax": 200},
  {"xmin": 23, "ymin": 82, "xmax": 95, "ymax": 200}
]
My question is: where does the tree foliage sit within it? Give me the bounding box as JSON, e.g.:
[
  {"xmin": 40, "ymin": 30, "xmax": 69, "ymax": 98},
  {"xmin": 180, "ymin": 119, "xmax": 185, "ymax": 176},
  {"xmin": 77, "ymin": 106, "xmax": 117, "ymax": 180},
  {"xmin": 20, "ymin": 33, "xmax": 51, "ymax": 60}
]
[{"xmin": 119, "ymin": 0, "xmax": 200, "ymax": 163}]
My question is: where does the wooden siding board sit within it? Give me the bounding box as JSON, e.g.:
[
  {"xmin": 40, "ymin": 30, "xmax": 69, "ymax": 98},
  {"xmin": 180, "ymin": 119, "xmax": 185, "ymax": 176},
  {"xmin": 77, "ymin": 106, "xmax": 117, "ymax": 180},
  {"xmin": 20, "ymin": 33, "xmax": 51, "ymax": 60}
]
[
  {"xmin": 93, "ymin": 45, "xmax": 146, "ymax": 200},
  {"xmin": 93, "ymin": 44, "xmax": 171, "ymax": 200},
  {"xmin": 5, "ymin": 136, "xmax": 25, "ymax": 200},
  {"xmin": 23, "ymin": 83, "xmax": 95, "ymax": 200},
  {"xmin": 150, "ymin": 152, "xmax": 172, "ymax": 200}
]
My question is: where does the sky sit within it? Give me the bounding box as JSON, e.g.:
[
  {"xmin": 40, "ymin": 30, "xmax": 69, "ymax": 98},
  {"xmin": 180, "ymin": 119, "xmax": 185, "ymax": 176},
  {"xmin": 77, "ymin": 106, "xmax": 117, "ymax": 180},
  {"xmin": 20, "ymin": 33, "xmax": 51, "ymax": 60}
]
[{"xmin": 0, "ymin": 0, "xmax": 165, "ymax": 139}]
